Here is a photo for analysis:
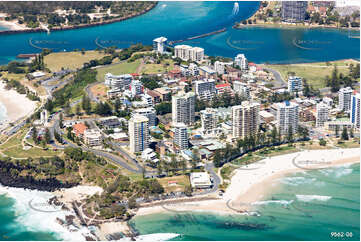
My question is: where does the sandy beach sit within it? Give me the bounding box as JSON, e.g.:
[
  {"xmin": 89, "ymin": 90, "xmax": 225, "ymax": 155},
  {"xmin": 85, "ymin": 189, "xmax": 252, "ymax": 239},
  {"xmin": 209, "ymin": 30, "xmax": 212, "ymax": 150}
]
[
  {"xmin": 0, "ymin": 81, "xmax": 37, "ymax": 127},
  {"xmin": 136, "ymin": 148, "xmax": 360, "ymax": 217},
  {"xmin": 0, "ymin": 20, "xmax": 28, "ymax": 31}
]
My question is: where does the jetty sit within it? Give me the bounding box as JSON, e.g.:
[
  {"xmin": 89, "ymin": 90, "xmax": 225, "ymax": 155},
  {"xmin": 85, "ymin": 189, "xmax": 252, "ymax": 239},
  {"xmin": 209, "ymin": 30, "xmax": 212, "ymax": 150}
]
[
  {"xmin": 169, "ymin": 27, "xmax": 226, "ymax": 45},
  {"xmin": 16, "ymin": 53, "xmax": 39, "ymax": 59}
]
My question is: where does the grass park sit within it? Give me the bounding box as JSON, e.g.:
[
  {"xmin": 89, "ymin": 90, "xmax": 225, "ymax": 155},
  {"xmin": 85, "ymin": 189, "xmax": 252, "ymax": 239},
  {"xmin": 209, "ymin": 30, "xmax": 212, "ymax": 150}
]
[
  {"xmin": 96, "ymin": 59, "xmax": 141, "ymax": 82},
  {"xmin": 44, "ymin": 50, "xmax": 110, "ymax": 72},
  {"xmin": 0, "ymin": 127, "xmax": 62, "ymax": 159},
  {"xmin": 264, "ymin": 59, "xmax": 359, "ymax": 89}
]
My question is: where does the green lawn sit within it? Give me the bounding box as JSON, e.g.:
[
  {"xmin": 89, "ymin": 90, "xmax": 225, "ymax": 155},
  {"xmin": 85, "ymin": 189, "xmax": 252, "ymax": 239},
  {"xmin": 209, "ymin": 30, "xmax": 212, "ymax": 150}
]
[
  {"xmin": 96, "ymin": 59, "xmax": 141, "ymax": 82},
  {"xmin": 141, "ymin": 59, "xmax": 175, "ymax": 74},
  {"xmin": 44, "ymin": 50, "xmax": 109, "ymax": 72},
  {"xmin": 264, "ymin": 59, "xmax": 359, "ymax": 89},
  {"xmin": 0, "ymin": 127, "xmax": 62, "ymax": 159}
]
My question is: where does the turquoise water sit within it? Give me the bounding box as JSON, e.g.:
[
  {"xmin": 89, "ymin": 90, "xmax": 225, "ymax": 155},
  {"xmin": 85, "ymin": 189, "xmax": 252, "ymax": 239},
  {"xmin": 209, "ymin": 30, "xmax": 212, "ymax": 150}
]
[
  {"xmin": 0, "ymin": 194, "xmax": 60, "ymax": 241},
  {"xmin": 0, "ymin": 186, "xmax": 90, "ymax": 241},
  {"xmin": 131, "ymin": 163, "xmax": 360, "ymax": 241},
  {"xmin": 0, "ymin": 1, "xmax": 359, "ymax": 64}
]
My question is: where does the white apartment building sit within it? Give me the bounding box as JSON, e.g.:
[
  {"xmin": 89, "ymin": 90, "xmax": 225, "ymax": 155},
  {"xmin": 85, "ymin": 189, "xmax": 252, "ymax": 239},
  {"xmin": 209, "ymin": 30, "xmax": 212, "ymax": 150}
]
[
  {"xmin": 200, "ymin": 108, "xmax": 218, "ymax": 135},
  {"xmin": 338, "ymin": 87, "xmax": 353, "ymax": 111},
  {"xmin": 189, "ymin": 63, "xmax": 199, "ymax": 76},
  {"xmin": 105, "ymin": 73, "xmax": 132, "ymax": 90},
  {"xmin": 141, "ymin": 93, "xmax": 153, "ymax": 107},
  {"xmin": 174, "ymin": 122, "xmax": 189, "ymax": 150},
  {"xmin": 233, "ymin": 81, "xmax": 250, "ymax": 99},
  {"xmin": 153, "ymin": 36, "xmax": 167, "ymax": 53},
  {"xmin": 214, "ymin": 61, "xmax": 233, "ymax": 75},
  {"xmin": 195, "ymin": 79, "xmax": 216, "ymax": 101},
  {"xmin": 322, "ymin": 97, "xmax": 333, "ymax": 107},
  {"xmin": 234, "ymin": 54, "xmax": 248, "ymax": 70},
  {"xmin": 172, "ymin": 91, "xmax": 196, "ymax": 125},
  {"xmin": 316, "ymin": 102, "xmax": 329, "ymax": 127},
  {"xmin": 84, "ymin": 129, "xmax": 103, "ymax": 147},
  {"xmin": 190, "ymin": 47, "xmax": 205, "ymax": 62},
  {"xmin": 350, "ymin": 92, "xmax": 360, "ymax": 129},
  {"xmin": 276, "ymin": 101, "xmax": 299, "ymax": 135},
  {"xmin": 132, "ymin": 107, "xmax": 157, "ymax": 127},
  {"xmin": 232, "ymin": 101, "xmax": 260, "ymax": 139},
  {"xmin": 287, "ymin": 76, "xmax": 303, "ymax": 93},
  {"xmin": 130, "ymin": 80, "xmax": 143, "ymax": 97},
  {"xmin": 129, "ymin": 115, "xmax": 149, "ymax": 154},
  {"xmin": 40, "ymin": 109, "xmax": 48, "ymax": 126},
  {"xmin": 174, "ymin": 45, "xmax": 204, "ymax": 62}
]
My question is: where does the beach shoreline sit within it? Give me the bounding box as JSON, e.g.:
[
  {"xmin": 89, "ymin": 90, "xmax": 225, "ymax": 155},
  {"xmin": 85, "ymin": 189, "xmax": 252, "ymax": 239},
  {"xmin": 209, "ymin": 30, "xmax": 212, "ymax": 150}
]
[
  {"xmin": 134, "ymin": 148, "xmax": 360, "ymax": 218},
  {"xmin": 0, "ymin": 81, "xmax": 37, "ymax": 130},
  {"xmin": 0, "ymin": 148, "xmax": 359, "ymax": 240}
]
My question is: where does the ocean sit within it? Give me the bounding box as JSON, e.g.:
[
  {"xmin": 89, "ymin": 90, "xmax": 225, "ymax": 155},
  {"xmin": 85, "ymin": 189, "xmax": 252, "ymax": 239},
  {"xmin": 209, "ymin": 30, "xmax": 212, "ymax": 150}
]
[
  {"xmin": 0, "ymin": 186, "xmax": 91, "ymax": 241},
  {"xmin": 130, "ymin": 163, "xmax": 360, "ymax": 241},
  {"xmin": 0, "ymin": 1, "xmax": 359, "ymax": 64}
]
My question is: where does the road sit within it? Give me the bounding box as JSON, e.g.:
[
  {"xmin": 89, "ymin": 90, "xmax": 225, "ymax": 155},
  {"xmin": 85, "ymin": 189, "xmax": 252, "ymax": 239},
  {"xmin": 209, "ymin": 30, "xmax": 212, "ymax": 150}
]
[
  {"xmin": 262, "ymin": 67, "xmax": 287, "ymax": 89},
  {"xmin": 50, "ymin": 110, "xmax": 221, "ymax": 194}
]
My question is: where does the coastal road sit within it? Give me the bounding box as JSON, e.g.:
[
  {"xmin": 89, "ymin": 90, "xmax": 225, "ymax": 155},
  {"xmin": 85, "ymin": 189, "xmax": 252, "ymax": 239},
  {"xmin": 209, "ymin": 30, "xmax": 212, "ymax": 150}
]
[
  {"xmin": 50, "ymin": 113, "xmax": 221, "ymax": 195},
  {"xmin": 262, "ymin": 67, "xmax": 287, "ymax": 89},
  {"xmin": 50, "ymin": 114, "xmax": 145, "ymax": 175}
]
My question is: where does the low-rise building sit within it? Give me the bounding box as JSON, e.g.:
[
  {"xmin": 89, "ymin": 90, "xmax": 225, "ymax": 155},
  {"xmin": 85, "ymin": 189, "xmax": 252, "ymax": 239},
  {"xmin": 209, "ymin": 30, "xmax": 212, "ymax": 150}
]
[
  {"xmin": 73, "ymin": 123, "xmax": 87, "ymax": 138},
  {"xmin": 154, "ymin": 87, "xmax": 171, "ymax": 102},
  {"xmin": 199, "ymin": 66, "xmax": 216, "ymax": 78},
  {"xmin": 190, "ymin": 172, "xmax": 212, "ymax": 189},
  {"xmin": 215, "ymin": 83, "xmax": 232, "ymax": 95},
  {"xmin": 84, "ymin": 129, "xmax": 103, "ymax": 146},
  {"xmin": 325, "ymin": 120, "xmax": 354, "ymax": 132},
  {"xmin": 259, "ymin": 110, "xmax": 275, "ymax": 123}
]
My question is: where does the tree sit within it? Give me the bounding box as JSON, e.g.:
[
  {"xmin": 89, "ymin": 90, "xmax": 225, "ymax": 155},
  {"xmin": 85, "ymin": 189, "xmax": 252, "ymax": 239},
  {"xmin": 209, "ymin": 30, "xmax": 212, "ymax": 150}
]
[
  {"xmin": 287, "ymin": 125, "xmax": 294, "ymax": 143},
  {"xmin": 341, "ymin": 127, "xmax": 349, "ymax": 140},
  {"xmin": 44, "ymin": 100, "xmax": 54, "ymax": 112},
  {"xmin": 184, "ymin": 185, "xmax": 193, "ymax": 196},
  {"xmin": 95, "ymin": 102, "xmax": 112, "ymax": 116},
  {"xmin": 44, "ymin": 128, "xmax": 51, "ymax": 144},
  {"xmin": 82, "ymin": 95, "xmax": 91, "ymax": 114},
  {"xmin": 335, "ymin": 125, "xmax": 339, "ymax": 137},
  {"xmin": 271, "ymin": 126, "xmax": 278, "ymax": 145},
  {"xmin": 213, "ymin": 150, "xmax": 223, "ymax": 168},
  {"xmin": 75, "ymin": 103, "xmax": 81, "ymax": 116},
  {"xmin": 32, "ymin": 125, "xmax": 38, "ymax": 144},
  {"xmin": 114, "ymin": 98, "xmax": 121, "ymax": 114},
  {"xmin": 157, "ymin": 163, "xmax": 163, "ymax": 177},
  {"xmin": 319, "ymin": 139, "xmax": 327, "ymax": 146},
  {"xmin": 59, "ymin": 113, "xmax": 63, "ymax": 129}
]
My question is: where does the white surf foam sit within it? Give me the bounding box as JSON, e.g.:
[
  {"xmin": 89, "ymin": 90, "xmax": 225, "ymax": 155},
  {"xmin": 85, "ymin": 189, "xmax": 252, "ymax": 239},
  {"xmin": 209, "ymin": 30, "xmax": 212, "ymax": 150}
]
[
  {"xmin": 296, "ymin": 194, "xmax": 332, "ymax": 202},
  {"xmin": 252, "ymin": 200, "xmax": 294, "ymax": 206},
  {"xmin": 320, "ymin": 166, "xmax": 353, "ymax": 178},
  {"xmin": 118, "ymin": 233, "xmax": 180, "ymax": 241},
  {"xmin": 0, "ymin": 185, "xmax": 89, "ymax": 241}
]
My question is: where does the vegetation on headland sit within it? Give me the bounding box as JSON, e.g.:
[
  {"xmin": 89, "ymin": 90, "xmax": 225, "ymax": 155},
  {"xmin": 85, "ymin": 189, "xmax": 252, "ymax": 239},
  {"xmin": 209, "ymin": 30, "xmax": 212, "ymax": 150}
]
[{"xmin": 0, "ymin": 2, "xmax": 157, "ymax": 30}]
